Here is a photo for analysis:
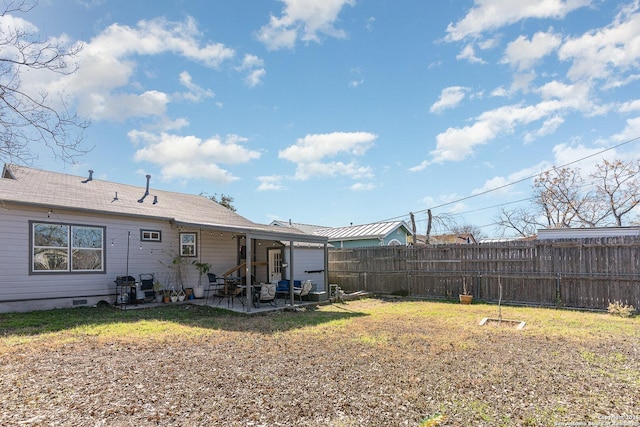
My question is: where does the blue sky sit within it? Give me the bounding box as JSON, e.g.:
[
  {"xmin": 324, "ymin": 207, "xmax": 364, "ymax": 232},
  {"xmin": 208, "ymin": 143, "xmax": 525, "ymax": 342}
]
[{"xmin": 7, "ymin": 0, "xmax": 640, "ymax": 237}]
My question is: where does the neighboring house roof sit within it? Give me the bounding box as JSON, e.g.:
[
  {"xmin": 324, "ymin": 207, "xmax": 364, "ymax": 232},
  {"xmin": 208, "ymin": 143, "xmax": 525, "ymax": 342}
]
[
  {"xmin": 0, "ymin": 164, "xmax": 325, "ymax": 243},
  {"xmin": 412, "ymin": 233, "xmax": 478, "ymax": 245},
  {"xmin": 313, "ymin": 221, "xmax": 412, "ymax": 241},
  {"xmin": 427, "ymin": 233, "xmax": 477, "ymax": 245}
]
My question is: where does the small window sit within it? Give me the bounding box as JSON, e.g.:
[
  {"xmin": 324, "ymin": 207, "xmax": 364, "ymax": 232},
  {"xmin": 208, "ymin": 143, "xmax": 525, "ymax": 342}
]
[
  {"xmin": 140, "ymin": 229, "xmax": 162, "ymax": 242},
  {"xmin": 180, "ymin": 232, "xmax": 197, "ymax": 257}
]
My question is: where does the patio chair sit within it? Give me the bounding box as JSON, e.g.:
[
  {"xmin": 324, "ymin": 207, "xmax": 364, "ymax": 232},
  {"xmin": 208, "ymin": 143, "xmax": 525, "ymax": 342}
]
[
  {"xmin": 253, "ymin": 283, "xmax": 277, "ymax": 308},
  {"xmin": 206, "ymin": 273, "xmax": 225, "ymax": 304},
  {"xmin": 293, "ymin": 280, "xmax": 313, "ymax": 302}
]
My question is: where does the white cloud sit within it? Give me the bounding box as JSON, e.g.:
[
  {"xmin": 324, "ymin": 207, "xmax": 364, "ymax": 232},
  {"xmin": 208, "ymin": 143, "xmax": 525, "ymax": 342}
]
[
  {"xmin": 257, "ymin": 175, "xmax": 285, "ymax": 191},
  {"xmin": 619, "ymin": 99, "xmax": 640, "ymax": 113},
  {"xmin": 430, "ymin": 86, "xmax": 469, "ymax": 113},
  {"xmin": 129, "ymin": 131, "xmax": 261, "ymax": 184},
  {"xmin": 611, "ymin": 116, "xmax": 640, "ymax": 143},
  {"xmin": 84, "ymin": 90, "xmax": 169, "ymax": 121},
  {"xmin": 559, "ymin": 6, "xmax": 640, "ymax": 84},
  {"xmin": 256, "ymin": 0, "xmax": 356, "ymax": 50},
  {"xmin": 502, "ymin": 30, "xmax": 562, "ymax": 71},
  {"xmin": 32, "ymin": 16, "xmax": 235, "ymax": 123},
  {"xmin": 523, "ymin": 115, "xmax": 565, "ymax": 143},
  {"xmin": 456, "ymin": 43, "xmax": 486, "ymax": 64},
  {"xmin": 445, "ymin": 0, "xmax": 590, "ymax": 42},
  {"xmin": 429, "ymin": 99, "xmax": 574, "ymax": 164},
  {"xmin": 472, "ymin": 162, "xmax": 548, "ymax": 196},
  {"xmin": 279, "ymin": 131, "xmax": 377, "ymax": 180},
  {"xmin": 551, "ymin": 142, "xmax": 611, "ymax": 174},
  {"xmin": 350, "ymin": 182, "xmax": 376, "ymax": 191},
  {"xmin": 237, "ymin": 54, "xmax": 266, "ymax": 87},
  {"xmin": 176, "ymin": 71, "xmax": 215, "ymax": 102}
]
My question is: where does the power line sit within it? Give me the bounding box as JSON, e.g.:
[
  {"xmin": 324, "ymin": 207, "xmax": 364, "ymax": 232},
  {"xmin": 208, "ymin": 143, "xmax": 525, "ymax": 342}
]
[{"xmin": 390, "ymin": 134, "xmax": 640, "ymax": 221}]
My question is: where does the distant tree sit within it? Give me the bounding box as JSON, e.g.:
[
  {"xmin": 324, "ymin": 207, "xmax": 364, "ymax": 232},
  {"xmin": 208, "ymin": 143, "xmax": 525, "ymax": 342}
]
[
  {"xmin": 450, "ymin": 223, "xmax": 486, "ymax": 241},
  {"xmin": 495, "ymin": 206, "xmax": 539, "ymax": 238},
  {"xmin": 0, "ymin": 0, "xmax": 89, "ymax": 165},
  {"xmin": 201, "ymin": 192, "xmax": 236, "ymax": 212},
  {"xmin": 590, "ymin": 159, "xmax": 640, "ymax": 226},
  {"xmin": 496, "ymin": 159, "xmax": 640, "ymax": 236}
]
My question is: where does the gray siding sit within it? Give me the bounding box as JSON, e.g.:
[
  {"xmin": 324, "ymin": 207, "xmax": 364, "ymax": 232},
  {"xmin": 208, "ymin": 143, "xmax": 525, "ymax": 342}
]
[{"xmin": 284, "ymin": 246, "xmax": 325, "ymax": 291}]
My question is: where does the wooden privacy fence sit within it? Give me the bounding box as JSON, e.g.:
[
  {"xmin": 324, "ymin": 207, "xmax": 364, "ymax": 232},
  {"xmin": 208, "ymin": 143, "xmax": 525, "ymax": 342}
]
[{"xmin": 327, "ymin": 236, "xmax": 640, "ymax": 310}]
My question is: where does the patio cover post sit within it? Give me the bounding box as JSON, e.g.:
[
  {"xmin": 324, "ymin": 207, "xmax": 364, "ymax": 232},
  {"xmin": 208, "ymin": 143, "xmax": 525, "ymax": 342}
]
[
  {"xmin": 324, "ymin": 242, "xmax": 328, "ymax": 293},
  {"xmin": 289, "ymin": 240, "xmax": 294, "ymax": 305},
  {"xmin": 245, "ymin": 235, "xmax": 253, "ymax": 312}
]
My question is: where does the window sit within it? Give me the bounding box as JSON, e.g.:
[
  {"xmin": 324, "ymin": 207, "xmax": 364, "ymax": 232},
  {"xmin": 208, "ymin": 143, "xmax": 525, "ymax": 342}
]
[
  {"xmin": 180, "ymin": 232, "xmax": 197, "ymax": 257},
  {"xmin": 140, "ymin": 229, "xmax": 162, "ymax": 242},
  {"xmin": 31, "ymin": 222, "xmax": 105, "ymax": 273}
]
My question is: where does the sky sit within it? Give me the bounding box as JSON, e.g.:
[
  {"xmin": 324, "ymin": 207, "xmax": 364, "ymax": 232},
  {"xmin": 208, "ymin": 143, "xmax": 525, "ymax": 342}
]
[{"xmin": 5, "ymin": 0, "xmax": 640, "ymax": 238}]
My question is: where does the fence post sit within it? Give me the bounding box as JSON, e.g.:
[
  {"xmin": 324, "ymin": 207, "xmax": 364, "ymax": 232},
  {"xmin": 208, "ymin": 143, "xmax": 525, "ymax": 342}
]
[
  {"xmin": 556, "ymin": 273, "xmax": 562, "ymax": 308},
  {"xmin": 407, "ymin": 271, "xmax": 411, "ymax": 296},
  {"xmin": 476, "ymin": 272, "xmax": 481, "ymax": 300}
]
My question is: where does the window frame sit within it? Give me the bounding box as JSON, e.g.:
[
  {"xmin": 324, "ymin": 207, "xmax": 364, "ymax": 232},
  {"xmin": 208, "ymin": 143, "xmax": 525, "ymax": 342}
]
[
  {"xmin": 30, "ymin": 221, "xmax": 106, "ymax": 274},
  {"xmin": 179, "ymin": 232, "xmax": 197, "ymax": 257},
  {"xmin": 140, "ymin": 229, "xmax": 162, "ymax": 242}
]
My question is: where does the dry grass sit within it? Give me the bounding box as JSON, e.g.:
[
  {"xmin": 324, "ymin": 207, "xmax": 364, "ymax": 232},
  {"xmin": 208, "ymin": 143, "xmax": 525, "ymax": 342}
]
[{"xmin": 0, "ymin": 299, "xmax": 638, "ymax": 426}]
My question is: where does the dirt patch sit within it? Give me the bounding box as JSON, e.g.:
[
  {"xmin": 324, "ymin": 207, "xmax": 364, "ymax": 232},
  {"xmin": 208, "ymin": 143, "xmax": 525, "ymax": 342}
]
[{"xmin": 0, "ymin": 300, "xmax": 638, "ymax": 426}]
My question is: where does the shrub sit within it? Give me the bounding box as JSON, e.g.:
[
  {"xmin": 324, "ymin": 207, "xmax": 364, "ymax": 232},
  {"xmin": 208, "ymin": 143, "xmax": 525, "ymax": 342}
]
[{"xmin": 608, "ymin": 301, "xmax": 636, "ymax": 318}]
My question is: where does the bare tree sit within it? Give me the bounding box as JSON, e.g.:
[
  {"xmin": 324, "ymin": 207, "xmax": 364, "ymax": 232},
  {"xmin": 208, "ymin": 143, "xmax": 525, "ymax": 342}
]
[
  {"xmin": 0, "ymin": 0, "xmax": 90, "ymax": 164},
  {"xmin": 590, "ymin": 159, "xmax": 640, "ymax": 226},
  {"xmin": 450, "ymin": 223, "xmax": 487, "ymax": 241},
  {"xmin": 494, "ymin": 206, "xmax": 540, "ymax": 238},
  {"xmin": 496, "ymin": 159, "xmax": 640, "ymax": 237},
  {"xmin": 534, "ymin": 167, "xmax": 591, "ymax": 228}
]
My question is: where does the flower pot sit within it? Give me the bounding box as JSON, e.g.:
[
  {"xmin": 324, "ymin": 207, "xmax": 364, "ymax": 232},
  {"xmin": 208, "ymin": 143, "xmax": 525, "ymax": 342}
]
[
  {"xmin": 459, "ymin": 294, "xmax": 473, "ymax": 305},
  {"xmin": 163, "ymin": 296, "xmax": 170, "ymax": 303},
  {"xmin": 170, "ymin": 295, "xmax": 178, "ymax": 303},
  {"xmin": 155, "ymin": 294, "xmax": 163, "ymax": 303},
  {"xmin": 193, "ymin": 286, "xmax": 204, "ymax": 299}
]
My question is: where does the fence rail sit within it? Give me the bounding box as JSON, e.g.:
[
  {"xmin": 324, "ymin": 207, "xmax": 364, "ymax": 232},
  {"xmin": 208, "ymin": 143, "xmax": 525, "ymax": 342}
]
[{"xmin": 327, "ymin": 237, "xmax": 640, "ymax": 310}]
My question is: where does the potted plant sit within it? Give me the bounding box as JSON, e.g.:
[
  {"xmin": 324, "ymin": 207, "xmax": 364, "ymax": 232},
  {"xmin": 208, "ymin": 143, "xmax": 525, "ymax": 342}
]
[
  {"xmin": 170, "ymin": 288, "xmax": 178, "ymax": 303},
  {"xmin": 459, "ymin": 276, "xmax": 473, "ymax": 304},
  {"xmin": 162, "ymin": 289, "xmax": 171, "ymax": 303},
  {"xmin": 192, "ymin": 261, "xmax": 211, "ymax": 299},
  {"xmin": 153, "ymin": 280, "xmax": 164, "ymax": 303}
]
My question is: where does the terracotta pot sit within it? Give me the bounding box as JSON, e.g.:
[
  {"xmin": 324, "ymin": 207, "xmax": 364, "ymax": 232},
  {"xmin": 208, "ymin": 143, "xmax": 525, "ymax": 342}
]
[{"xmin": 459, "ymin": 294, "xmax": 473, "ymax": 305}]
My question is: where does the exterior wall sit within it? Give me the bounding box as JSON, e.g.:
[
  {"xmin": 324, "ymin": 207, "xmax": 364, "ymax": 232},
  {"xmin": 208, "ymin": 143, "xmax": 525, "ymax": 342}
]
[
  {"xmin": 0, "ymin": 206, "xmax": 240, "ymax": 312},
  {"xmin": 384, "ymin": 228, "xmax": 409, "ymax": 246},
  {"xmin": 332, "ymin": 238, "xmax": 380, "ymax": 248},
  {"xmin": 283, "ymin": 246, "xmax": 326, "ymax": 291}
]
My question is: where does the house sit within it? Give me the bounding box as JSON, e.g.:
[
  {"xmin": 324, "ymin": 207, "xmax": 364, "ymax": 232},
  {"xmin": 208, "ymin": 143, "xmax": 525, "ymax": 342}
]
[
  {"xmin": 313, "ymin": 221, "xmax": 413, "ymax": 248},
  {"xmin": 0, "ymin": 164, "xmax": 328, "ymax": 313}
]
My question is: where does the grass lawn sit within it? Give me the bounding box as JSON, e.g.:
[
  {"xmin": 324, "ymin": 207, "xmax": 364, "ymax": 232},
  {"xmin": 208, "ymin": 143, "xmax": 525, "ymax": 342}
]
[{"xmin": 0, "ymin": 299, "xmax": 638, "ymax": 426}]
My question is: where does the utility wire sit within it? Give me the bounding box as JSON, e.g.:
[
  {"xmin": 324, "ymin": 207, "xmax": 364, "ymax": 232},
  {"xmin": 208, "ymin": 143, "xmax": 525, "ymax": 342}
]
[{"xmin": 381, "ymin": 134, "xmax": 640, "ymax": 223}]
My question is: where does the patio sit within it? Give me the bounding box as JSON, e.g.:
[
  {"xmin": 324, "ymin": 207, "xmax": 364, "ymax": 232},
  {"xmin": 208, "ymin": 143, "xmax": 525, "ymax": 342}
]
[{"xmin": 116, "ymin": 293, "xmax": 323, "ymax": 314}]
